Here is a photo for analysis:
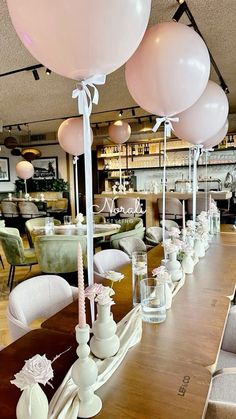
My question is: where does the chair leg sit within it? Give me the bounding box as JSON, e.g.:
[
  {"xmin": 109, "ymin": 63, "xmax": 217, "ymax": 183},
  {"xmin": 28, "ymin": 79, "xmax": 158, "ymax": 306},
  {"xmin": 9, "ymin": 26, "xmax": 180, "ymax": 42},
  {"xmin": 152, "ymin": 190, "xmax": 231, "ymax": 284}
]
[
  {"xmin": 7, "ymin": 265, "xmax": 13, "ymax": 286},
  {"xmin": 0, "ymin": 255, "xmax": 4, "ymax": 269},
  {"xmin": 9, "ymin": 266, "xmax": 15, "ymax": 292}
]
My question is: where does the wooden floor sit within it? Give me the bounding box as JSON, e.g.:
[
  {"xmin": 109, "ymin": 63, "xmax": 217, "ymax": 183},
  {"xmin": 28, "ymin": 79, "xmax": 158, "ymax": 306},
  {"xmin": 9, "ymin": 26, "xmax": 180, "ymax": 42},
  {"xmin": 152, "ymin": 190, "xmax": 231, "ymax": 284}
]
[{"xmin": 0, "ymin": 235, "xmax": 42, "ymax": 347}]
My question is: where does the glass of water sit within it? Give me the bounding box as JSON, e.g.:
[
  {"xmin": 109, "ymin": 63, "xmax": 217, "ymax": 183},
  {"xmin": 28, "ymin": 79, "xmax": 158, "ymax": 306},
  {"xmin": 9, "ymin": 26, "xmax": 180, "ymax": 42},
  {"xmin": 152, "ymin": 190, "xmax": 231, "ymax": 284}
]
[
  {"xmin": 45, "ymin": 217, "xmax": 54, "ymax": 234},
  {"xmin": 132, "ymin": 251, "xmax": 147, "ymax": 306},
  {"xmin": 140, "ymin": 278, "xmax": 166, "ymax": 324},
  {"xmin": 64, "ymin": 215, "xmax": 72, "ymax": 225}
]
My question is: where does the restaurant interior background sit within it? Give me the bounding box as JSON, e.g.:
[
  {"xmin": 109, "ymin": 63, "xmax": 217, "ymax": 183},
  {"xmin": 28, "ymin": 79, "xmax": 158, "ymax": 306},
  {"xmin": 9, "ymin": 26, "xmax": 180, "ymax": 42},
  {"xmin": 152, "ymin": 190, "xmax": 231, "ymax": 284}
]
[{"xmin": 0, "ymin": 0, "xmax": 236, "ymax": 217}]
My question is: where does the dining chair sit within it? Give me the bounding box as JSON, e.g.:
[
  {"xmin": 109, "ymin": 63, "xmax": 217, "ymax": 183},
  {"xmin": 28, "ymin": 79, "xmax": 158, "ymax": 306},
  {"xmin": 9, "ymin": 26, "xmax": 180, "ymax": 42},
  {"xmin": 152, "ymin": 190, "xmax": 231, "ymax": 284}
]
[
  {"xmin": 116, "ymin": 197, "xmax": 142, "ymax": 218},
  {"xmin": 186, "ymin": 197, "xmax": 211, "ymax": 218},
  {"xmin": 25, "ymin": 217, "xmax": 61, "ymax": 248},
  {"xmin": 18, "ymin": 201, "xmax": 47, "ymax": 219},
  {"xmin": 160, "ymin": 219, "xmax": 179, "ymax": 230},
  {"xmin": 93, "ymin": 249, "xmax": 130, "ymax": 275},
  {"xmin": 109, "ymin": 218, "xmax": 145, "ymax": 249},
  {"xmin": 146, "ymin": 226, "xmax": 163, "ymax": 245},
  {"xmin": 118, "ymin": 237, "xmax": 147, "ymax": 258},
  {"xmin": 1, "ymin": 201, "xmax": 19, "ymax": 218},
  {"xmin": 0, "ymin": 227, "xmax": 38, "ymax": 290},
  {"xmin": 158, "ymin": 198, "xmax": 183, "ymax": 222},
  {"xmin": 93, "ymin": 197, "xmax": 116, "ymax": 220},
  {"xmin": 34, "ymin": 234, "xmax": 87, "ymax": 274},
  {"xmin": 7, "ymin": 274, "xmax": 78, "ymax": 341}
]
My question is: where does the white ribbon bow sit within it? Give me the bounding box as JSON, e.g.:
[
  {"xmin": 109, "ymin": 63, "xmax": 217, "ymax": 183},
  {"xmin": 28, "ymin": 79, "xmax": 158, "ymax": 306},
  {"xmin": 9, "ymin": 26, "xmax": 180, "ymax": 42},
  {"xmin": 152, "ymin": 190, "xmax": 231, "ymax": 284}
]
[
  {"xmin": 152, "ymin": 116, "xmax": 179, "ymax": 137},
  {"xmin": 73, "ymin": 156, "xmax": 79, "ymax": 164},
  {"xmin": 72, "ymin": 74, "xmax": 106, "ymax": 116},
  {"xmin": 193, "ymin": 144, "xmax": 203, "ymax": 161}
]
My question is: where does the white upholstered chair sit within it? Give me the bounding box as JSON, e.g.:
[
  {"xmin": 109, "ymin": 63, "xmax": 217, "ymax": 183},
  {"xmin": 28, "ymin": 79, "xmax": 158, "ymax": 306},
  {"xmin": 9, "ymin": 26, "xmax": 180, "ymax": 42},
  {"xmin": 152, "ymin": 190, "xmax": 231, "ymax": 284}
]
[
  {"xmin": 93, "ymin": 249, "xmax": 130, "ymax": 275},
  {"xmin": 7, "ymin": 275, "xmax": 78, "ymax": 341},
  {"xmin": 160, "ymin": 219, "xmax": 179, "ymax": 230},
  {"xmin": 146, "ymin": 226, "xmax": 163, "ymax": 245},
  {"xmin": 119, "ymin": 237, "xmax": 147, "ymax": 258}
]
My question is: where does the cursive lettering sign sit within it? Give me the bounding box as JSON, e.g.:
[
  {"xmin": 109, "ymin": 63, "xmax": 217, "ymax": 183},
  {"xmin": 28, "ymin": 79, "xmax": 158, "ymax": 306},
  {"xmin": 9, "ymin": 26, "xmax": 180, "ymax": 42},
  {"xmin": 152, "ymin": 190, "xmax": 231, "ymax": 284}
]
[{"xmin": 91, "ymin": 197, "xmax": 146, "ymax": 216}]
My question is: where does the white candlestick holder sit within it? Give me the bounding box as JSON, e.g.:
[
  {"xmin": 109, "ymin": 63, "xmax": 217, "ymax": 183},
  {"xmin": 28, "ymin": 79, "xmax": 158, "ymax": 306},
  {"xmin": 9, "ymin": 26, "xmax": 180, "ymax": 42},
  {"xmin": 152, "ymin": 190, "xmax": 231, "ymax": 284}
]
[{"xmin": 71, "ymin": 324, "xmax": 102, "ymax": 418}]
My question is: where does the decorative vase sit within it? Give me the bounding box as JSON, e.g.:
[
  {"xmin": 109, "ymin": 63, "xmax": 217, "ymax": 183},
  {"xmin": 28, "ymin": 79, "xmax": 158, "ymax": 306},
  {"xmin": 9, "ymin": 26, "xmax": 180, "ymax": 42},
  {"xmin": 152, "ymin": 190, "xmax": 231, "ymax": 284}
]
[
  {"xmin": 16, "ymin": 383, "xmax": 48, "ymax": 419},
  {"xmin": 71, "ymin": 324, "xmax": 102, "ymax": 418},
  {"xmin": 166, "ymin": 252, "xmax": 182, "ymax": 282},
  {"xmin": 165, "ymin": 282, "xmax": 173, "ymax": 310},
  {"xmin": 194, "ymin": 238, "xmax": 205, "ymax": 258},
  {"xmin": 90, "ymin": 304, "xmax": 120, "ymax": 359},
  {"xmin": 182, "ymin": 255, "xmax": 194, "ymax": 274}
]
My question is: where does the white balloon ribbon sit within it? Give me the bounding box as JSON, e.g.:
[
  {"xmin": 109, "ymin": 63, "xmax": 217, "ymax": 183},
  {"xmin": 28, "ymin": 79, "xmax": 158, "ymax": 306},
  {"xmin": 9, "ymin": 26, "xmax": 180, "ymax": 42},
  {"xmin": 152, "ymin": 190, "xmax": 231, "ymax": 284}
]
[
  {"xmin": 73, "ymin": 74, "xmax": 106, "ymax": 323},
  {"xmin": 152, "ymin": 116, "xmax": 179, "ymax": 137},
  {"xmin": 192, "ymin": 144, "xmax": 203, "ymax": 223},
  {"xmin": 73, "ymin": 156, "xmax": 79, "ymax": 216},
  {"xmin": 72, "ymin": 74, "xmax": 106, "ymax": 115}
]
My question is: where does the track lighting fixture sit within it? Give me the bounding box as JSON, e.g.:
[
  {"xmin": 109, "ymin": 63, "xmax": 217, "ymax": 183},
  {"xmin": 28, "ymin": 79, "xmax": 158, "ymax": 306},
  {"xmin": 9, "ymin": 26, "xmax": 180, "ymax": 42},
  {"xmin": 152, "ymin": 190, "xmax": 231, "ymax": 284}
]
[
  {"xmin": 17, "ymin": 125, "xmax": 22, "ymax": 131},
  {"xmin": 119, "ymin": 110, "xmax": 123, "ymax": 117},
  {"xmin": 32, "ymin": 69, "xmax": 40, "ymax": 80},
  {"xmin": 132, "ymin": 109, "xmax": 136, "ymax": 116},
  {"xmin": 149, "ymin": 116, "xmax": 153, "ymax": 123},
  {"xmin": 46, "ymin": 68, "xmax": 51, "ymax": 75},
  {"xmin": 138, "ymin": 117, "xmax": 142, "ymax": 124},
  {"xmin": 8, "ymin": 126, "xmax": 11, "ymax": 132}
]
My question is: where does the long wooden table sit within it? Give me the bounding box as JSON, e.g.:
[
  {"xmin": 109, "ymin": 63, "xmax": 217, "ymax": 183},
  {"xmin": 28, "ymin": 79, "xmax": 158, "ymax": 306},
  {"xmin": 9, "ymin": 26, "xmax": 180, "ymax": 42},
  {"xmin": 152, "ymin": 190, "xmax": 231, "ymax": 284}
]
[{"xmin": 1, "ymin": 227, "xmax": 236, "ymax": 418}]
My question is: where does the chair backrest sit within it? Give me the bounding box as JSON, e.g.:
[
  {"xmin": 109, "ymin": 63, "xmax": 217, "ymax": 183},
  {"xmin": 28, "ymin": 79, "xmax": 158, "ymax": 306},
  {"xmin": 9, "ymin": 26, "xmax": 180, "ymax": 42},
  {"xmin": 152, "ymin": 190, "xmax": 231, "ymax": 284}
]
[
  {"xmin": 82, "ymin": 214, "xmax": 106, "ymax": 224},
  {"xmin": 25, "ymin": 217, "xmax": 61, "ymax": 247},
  {"xmin": 116, "ymin": 197, "xmax": 142, "ymax": 218},
  {"xmin": 7, "ymin": 274, "xmax": 75, "ymax": 341},
  {"xmin": 35, "ymin": 235, "xmax": 87, "ymax": 273},
  {"xmin": 160, "ymin": 219, "xmax": 179, "ymax": 230},
  {"xmin": 18, "ymin": 201, "xmax": 40, "ymax": 218},
  {"xmin": 93, "ymin": 197, "xmax": 116, "ymax": 217},
  {"xmin": 51, "ymin": 198, "xmax": 68, "ymax": 211},
  {"xmin": 1, "ymin": 201, "xmax": 19, "ymax": 218},
  {"xmin": 93, "ymin": 249, "xmax": 130, "ymax": 274},
  {"xmin": 119, "ymin": 237, "xmax": 147, "ymax": 257},
  {"xmin": 187, "ymin": 197, "xmax": 210, "ymax": 216},
  {"xmin": 0, "ymin": 227, "xmax": 26, "ymax": 265},
  {"xmin": 110, "ymin": 218, "xmax": 145, "ymax": 249},
  {"xmin": 146, "ymin": 226, "xmax": 163, "ymax": 244},
  {"xmin": 158, "ymin": 198, "xmax": 183, "ymax": 218}
]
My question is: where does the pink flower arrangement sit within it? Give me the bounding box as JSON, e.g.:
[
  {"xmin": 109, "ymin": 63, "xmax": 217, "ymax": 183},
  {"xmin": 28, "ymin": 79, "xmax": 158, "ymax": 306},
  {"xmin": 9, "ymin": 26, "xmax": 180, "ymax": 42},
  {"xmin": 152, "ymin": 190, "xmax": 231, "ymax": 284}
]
[
  {"xmin": 85, "ymin": 283, "xmax": 115, "ymax": 306},
  {"xmin": 11, "ymin": 354, "xmax": 54, "ymax": 390},
  {"xmin": 168, "ymin": 227, "xmax": 180, "ymax": 238},
  {"xmin": 152, "ymin": 266, "xmax": 171, "ymax": 283}
]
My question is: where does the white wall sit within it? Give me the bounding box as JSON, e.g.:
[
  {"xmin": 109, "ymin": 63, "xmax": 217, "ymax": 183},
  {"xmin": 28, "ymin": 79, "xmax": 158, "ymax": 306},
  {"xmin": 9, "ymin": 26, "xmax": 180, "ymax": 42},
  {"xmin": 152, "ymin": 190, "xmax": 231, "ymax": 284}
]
[{"xmin": 0, "ymin": 144, "xmax": 68, "ymax": 192}]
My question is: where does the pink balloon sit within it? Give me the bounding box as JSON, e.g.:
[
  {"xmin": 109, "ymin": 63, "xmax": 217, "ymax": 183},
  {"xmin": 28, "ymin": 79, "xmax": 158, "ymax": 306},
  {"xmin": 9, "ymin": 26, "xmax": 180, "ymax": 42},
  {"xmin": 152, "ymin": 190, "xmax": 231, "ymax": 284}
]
[
  {"xmin": 16, "ymin": 161, "xmax": 34, "ymax": 180},
  {"xmin": 7, "ymin": 0, "xmax": 151, "ymax": 80},
  {"xmin": 58, "ymin": 118, "xmax": 93, "ymax": 156},
  {"xmin": 125, "ymin": 21, "xmax": 210, "ymax": 116},
  {"xmin": 203, "ymin": 120, "xmax": 229, "ymax": 149},
  {"xmin": 108, "ymin": 121, "xmax": 131, "ymax": 144},
  {"xmin": 172, "ymin": 80, "xmax": 229, "ymax": 145}
]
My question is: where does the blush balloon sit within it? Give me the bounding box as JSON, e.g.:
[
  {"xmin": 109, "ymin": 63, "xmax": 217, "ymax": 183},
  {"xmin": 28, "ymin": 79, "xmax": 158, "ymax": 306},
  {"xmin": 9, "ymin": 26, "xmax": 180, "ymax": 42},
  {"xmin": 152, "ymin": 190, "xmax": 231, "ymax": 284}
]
[
  {"xmin": 172, "ymin": 80, "xmax": 229, "ymax": 145},
  {"xmin": 58, "ymin": 118, "xmax": 93, "ymax": 156},
  {"xmin": 203, "ymin": 120, "xmax": 229, "ymax": 149},
  {"xmin": 16, "ymin": 161, "xmax": 34, "ymax": 180},
  {"xmin": 125, "ymin": 21, "xmax": 210, "ymax": 116},
  {"xmin": 108, "ymin": 121, "xmax": 131, "ymax": 144},
  {"xmin": 7, "ymin": 0, "xmax": 151, "ymax": 80}
]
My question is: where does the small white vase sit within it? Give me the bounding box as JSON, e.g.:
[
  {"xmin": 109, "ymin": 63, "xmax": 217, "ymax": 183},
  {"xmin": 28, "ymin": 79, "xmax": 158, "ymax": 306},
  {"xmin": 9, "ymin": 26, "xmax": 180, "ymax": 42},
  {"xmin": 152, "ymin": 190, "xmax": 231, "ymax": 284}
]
[
  {"xmin": 166, "ymin": 252, "xmax": 182, "ymax": 282},
  {"xmin": 16, "ymin": 383, "xmax": 48, "ymax": 419},
  {"xmin": 165, "ymin": 283, "xmax": 173, "ymax": 309},
  {"xmin": 90, "ymin": 304, "xmax": 120, "ymax": 359},
  {"xmin": 194, "ymin": 238, "xmax": 205, "ymax": 258},
  {"xmin": 182, "ymin": 255, "xmax": 194, "ymax": 274}
]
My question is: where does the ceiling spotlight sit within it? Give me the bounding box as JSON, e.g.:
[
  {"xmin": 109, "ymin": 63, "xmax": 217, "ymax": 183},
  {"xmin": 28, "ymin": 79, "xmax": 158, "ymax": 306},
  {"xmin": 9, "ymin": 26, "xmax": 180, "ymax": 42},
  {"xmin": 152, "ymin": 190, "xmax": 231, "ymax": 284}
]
[
  {"xmin": 46, "ymin": 68, "xmax": 51, "ymax": 75},
  {"xmin": 149, "ymin": 116, "xmax": 153, "ymax": 123},
  {"xmin": 119, "ymin": 110, "xmax": 123, "ymax": 117},
  {"xmin": 177, "ymin": 0, "xmax": 185, "ymax": 4},
  {"xmin": 132, "ymin": 109, "xmax": 136, "ymax": 116},
  {"xmin": 17, "ymin": 125, "xmax": 22, "ymax": 131},
  {"xmin": 8, "ymin": 126, "xmax": 12, "ymax": 132},
  {"xmin": 138, "ymin": 117, "xmax": 142, "ymax": 124},
  {"xmin": 32, "ymin": 69, "xmax": 40, "ymax": 80}
]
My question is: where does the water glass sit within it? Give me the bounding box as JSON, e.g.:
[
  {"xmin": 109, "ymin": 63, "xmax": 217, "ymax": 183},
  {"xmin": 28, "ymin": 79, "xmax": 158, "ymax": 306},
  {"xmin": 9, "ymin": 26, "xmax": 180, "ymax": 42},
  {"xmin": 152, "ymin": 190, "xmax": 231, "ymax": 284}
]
[
  {"xmin": 64, "ymin": 215, "xmax": 72, "ymax": 225},
  {"xmin": 140, "ymin": 278, "xmax": 166, "ymax": 324},
  {"xmin": 45, "ymin": 217, "xmax": 54, "ymax": 234},
  {"xmin": 132, "ymin": 251, "xmax": 147, "ymax": 306}
]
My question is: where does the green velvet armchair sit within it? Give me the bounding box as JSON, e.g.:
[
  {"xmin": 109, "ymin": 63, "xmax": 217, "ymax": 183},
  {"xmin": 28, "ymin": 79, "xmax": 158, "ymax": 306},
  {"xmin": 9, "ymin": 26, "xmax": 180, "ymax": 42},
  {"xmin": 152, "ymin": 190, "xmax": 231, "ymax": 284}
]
[
  {"xmin": 25, "ymin": 217, "xmax": 61, "ymax": 248},
  {"xmin": 34, "ymin": 235, "xmax": 87, "ymax": 274},
  {"xmin": 109, "ymin": 218, "xmax": 145, "ymax": 249}
]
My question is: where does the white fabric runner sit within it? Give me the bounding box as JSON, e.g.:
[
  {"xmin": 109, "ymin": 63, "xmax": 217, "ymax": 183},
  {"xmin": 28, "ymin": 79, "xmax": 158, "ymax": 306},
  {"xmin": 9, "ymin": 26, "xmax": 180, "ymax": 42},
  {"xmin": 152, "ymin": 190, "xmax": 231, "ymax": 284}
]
[{"xmin": 48, "ymin": 305, "xmax": 142, "ymax": 419}]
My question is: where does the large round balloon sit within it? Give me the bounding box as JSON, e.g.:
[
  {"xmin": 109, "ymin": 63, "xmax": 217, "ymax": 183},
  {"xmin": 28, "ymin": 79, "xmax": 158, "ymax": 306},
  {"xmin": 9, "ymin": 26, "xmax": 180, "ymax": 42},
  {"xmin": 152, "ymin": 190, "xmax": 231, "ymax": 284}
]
[
  {"xmin": 108, "ymin": 121, "xmax": 131, "ymax": 144},
  {"xmin": 125, "ymin": 21, "xmax": 210, "ymax": 116},
  {"xmin": 16, "ymin": 161, "xmax": 34, "ymax": 180},
  {"xmin": 203, "ymin": 120, "xmax": 229, "ymax": 149},
  {"xmin": 172, "ymin": 80, "xmax": 229, "ymax": 144},
  {"xmin": 7, "ymin": 0, "xmax": 151, "ymax": 80},
  {"xmin": 58, "ymin": 118, "xmax": 93, "ymax": 156}
]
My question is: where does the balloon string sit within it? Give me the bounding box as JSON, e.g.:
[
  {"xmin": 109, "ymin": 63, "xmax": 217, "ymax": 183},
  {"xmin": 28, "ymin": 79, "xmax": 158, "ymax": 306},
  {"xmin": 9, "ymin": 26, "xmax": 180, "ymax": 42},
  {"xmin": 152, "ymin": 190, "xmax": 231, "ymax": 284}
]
[
  {"xmin": 162, "ymin": 122, "xmax": 167, "ymax": 259},
  {"xmin": 192, "ymin": 145, "xmax": 202, "ymax": 223},
  {"xmin": 205, "ymin": 151, "xmax": 208, "ymax": 212},
  {"xmin": 188, "ymin": 148, "xmax": 192, "ymax": 184},
  {"xmin": 24, "ymin": 179, "xmax": 27, "ymax": 195},
  {"xmin": 119, "ymin": 145, "xmax": 122, "ymax": 189},
  {"xmin": 73, "ymin": 156, "xmax": 80, "ymax": 216}
]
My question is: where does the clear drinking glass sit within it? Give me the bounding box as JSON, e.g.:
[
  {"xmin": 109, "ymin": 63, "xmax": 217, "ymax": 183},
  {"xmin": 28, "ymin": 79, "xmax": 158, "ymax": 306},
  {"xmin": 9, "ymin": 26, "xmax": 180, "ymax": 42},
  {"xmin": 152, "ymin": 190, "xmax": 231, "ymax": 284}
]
[
  {"xmin": 45, "ymin": 217, "xmax": 54, "ymax": 234},
  {"xmin": 64, "ymin": 215, "xmax": 72, "ymax": 225},
  {"xmin": 140, "ymin": 278, "xmax": 166, "ymax": 324},
  {"xmin": 132, "ymin": 251, "xmax": 147, "ymax": 306}
]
